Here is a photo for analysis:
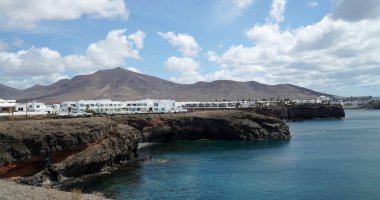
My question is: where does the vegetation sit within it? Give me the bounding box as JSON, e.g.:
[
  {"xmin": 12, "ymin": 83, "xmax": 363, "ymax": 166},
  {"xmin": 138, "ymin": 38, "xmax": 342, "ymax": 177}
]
[
  {"xmin": 85, "ymin": 105, "xmax": 97, "ymax": 114},
  {"xmin": 67, "ymin": 107, "xmax": 72, "ymax": 116}
]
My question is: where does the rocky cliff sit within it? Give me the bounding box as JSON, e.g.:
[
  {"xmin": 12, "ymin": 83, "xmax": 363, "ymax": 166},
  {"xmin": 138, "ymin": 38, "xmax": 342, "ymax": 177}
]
[
  {"xmin": 367, "ymin": 101, "xmax": 380, "ymax": 109},
  {"xmin": 0, "ymin": 110, "xmax": 290, "ymax": 187},
  {"xmin": 0, "ymin": 117, "xmax": 141, "ymax": 186},
  {"xmin": 250, "ymin": 104, "xmax": 345, "ymax": 120},
  {"xmin": 118, "ymin": 110, "xmax": 290, "ymax": 142}
]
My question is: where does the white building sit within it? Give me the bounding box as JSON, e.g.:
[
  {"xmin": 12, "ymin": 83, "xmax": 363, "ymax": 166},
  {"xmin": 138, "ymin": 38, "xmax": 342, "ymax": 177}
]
[
  {"xmin": 176, "ymin": 101, "xmax": 236, "ymax": 109},
  {"xmin": 60, "ymin": 99, "xmax": 179, "ymax": 114},
  {"xmin": 126, "ymin": 99, "xmax": 176, "ymax": 113},
  {"xmin": 0, "ymin": 99, "xmax": 16, "ymax": 112},
  {"xmin": 16, "ymin": 101, "xmax": 58, "ymax": 114},
  {"xmin": 255, "ymin": 100, "xmax": 282, "ymax": 108},
  {"xmin": 60, "ymin": 99, "xmax": 125, "ymax": 114},
  {"xmin": 316, "ymin": 96, "xmax": 330, "ymax": 104}
]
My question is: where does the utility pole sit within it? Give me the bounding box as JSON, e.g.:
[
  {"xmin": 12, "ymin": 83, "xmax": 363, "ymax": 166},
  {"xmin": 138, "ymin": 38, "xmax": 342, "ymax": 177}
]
[{"xmin": 25, "ymin": 99, "xmax": 28, "ymax": 119}]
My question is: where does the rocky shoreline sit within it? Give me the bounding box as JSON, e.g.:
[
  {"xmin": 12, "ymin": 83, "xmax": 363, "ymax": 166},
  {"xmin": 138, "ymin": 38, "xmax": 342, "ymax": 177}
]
[
  {"xmin": 247, "ymin": 104, "xmax": 345, "ymax": 121},
  {"xmin": 0, "ymin": 110, "xmax": 290, "ymax": 190}
]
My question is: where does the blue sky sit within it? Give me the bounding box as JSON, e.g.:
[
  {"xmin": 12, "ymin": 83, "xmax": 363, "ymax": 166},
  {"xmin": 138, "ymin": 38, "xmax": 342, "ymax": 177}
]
[{"xmin": 0, "ymin": 0, "xmax": 379, "ymax": 96}]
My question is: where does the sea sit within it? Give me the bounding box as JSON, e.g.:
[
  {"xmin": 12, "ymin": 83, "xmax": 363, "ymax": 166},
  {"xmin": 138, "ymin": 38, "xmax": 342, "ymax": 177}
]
[{"xmin": 68, "ymin": 110, "xmax": 380, "ymax": 200}]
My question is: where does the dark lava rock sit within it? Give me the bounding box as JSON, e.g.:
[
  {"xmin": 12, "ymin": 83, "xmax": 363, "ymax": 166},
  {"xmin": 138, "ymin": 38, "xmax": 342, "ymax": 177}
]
[
  {"xmin": 113, "ymin": 110, "xmax": 290, "ymax": 142},
  {"xmin": 367, "ymin": 101, "xmax": 380, "ymax": 109},
  {"xmin": 250, "ymin": 104, "xmax": 345, "ymax": 120},
  {"xmin": 0, "ymin": 110, "xmax": 290, "ymax": 186}
]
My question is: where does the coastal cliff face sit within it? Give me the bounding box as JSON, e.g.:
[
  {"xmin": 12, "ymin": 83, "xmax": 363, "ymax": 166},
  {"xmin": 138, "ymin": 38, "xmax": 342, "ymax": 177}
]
[
  {"xmin": 251, "ymin": 104, "xmax": 345, "ymax": 120},
  {"xmin": 0, "ymin": 110, "xmax": 290, "ymax": 186},
  {"xmin": 0, "ymin": 118, "xmax": 141, "ymax": 186},
  {"xmin": 367, "ymin": 101, "xmax": 380, "ymax": 109},
  {"xmin": 117, "ymin": 110, "xmax": 290, "ymax": 142}
]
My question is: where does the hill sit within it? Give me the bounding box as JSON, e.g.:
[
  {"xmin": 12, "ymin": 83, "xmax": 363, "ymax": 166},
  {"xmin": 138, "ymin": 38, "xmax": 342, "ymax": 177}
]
[
  {"xmin": 0, "ymin": 84, "xmax": 21, "ymax": 100},
  {"xmin": 1, "ymin": 67, "xmax": 329, "ymax": 103}
]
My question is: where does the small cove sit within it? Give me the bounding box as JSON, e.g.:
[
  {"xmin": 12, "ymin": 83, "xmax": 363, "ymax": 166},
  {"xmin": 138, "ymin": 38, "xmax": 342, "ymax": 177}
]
[{"xmin": 67, "ymin": 110, "xmax": 380, "ymax": 200}]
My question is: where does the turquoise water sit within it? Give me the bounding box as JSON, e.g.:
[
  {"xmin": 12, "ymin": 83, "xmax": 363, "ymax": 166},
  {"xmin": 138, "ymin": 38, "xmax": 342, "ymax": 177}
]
[{"xmin": 71, "ymin": 110, "xmax": 380, "ymax": 199}]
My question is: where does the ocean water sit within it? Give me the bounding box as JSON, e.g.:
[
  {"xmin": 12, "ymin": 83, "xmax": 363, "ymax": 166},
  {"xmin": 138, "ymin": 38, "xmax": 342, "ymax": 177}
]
[{"xmin": 70, "ymin": 110, "xmax": 380, "ymax": 200}]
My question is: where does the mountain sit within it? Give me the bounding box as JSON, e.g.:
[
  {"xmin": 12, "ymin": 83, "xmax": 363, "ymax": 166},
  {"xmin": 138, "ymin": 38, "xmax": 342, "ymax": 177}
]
[
  {"xmin": 0, "ymin": 84, "xmax": 21, "ymax": 100},
  {"xmin": 1, "ymin": 67, "xmax": 330, "ymax": 103}
]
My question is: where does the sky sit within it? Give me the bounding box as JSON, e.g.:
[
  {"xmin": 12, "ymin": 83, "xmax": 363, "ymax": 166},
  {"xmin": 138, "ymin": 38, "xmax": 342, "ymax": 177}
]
[{"xmin": 0, "ymin": 0, "xmax": 379, "ymax": 96}]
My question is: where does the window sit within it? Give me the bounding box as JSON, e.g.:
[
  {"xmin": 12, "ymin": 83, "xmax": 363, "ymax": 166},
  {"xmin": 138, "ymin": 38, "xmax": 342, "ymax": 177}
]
[
  {"xmin": 36, "ymin": 105, "xmax": 40, "ymax": 108},
  {"xmin": 154, "ymin": 103, "xmax": 158, "ymax": 107}
]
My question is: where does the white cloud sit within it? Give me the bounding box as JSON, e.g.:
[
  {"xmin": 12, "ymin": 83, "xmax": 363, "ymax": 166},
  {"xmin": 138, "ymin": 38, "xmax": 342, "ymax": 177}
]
[
  {"xmin": 126, "ymin": 67, "xmax": 140, "ymax": 73},
  {"xmin": 269, "ymin": 0, "xmax": 287, "ymax": 23},
  {"xmin": 164, "ymin": 56, "xmax": 199, "ymax": 72},
  {"xmin": 0, "ymin": 0, "xmax": 129, "ymax": 30},
  {"xmin": 164, "ymin": 56, "xmax": 204, "ymax": 83},
  {"xmin": 128, "ymin": 30, "xmax": 146, "ymax": 49},
  {"xmin": 0, "ymin": 29, "xmax": 145, "ymax": 88},
  {"xmin": 83, "ymin": 29, "xmax": 142, "ymax": 69},
  {"xmin": 1, "ymin": 73, "xmax": 69, "ymax": 89},
  {"xmin": 0, "ymin": 47, "xmax": 65, "ymax": 76},
  {"xmin": 159, "ymin": 32, "xmax": 201, "ymax": 57},
  {"xmin": 160, "ymin": 32, "xmax": 204, "ymax": 83},
  {"xmin": 206, "ymin": 16, "xmax": 380, "ymax": 92},
  {"xmin": 205, "ymin": 51, "xmax": 219, "ymax": 63},
  {"xmin": 307, "ymin": 1, "xmax": 318, "ymax": 8},
  {"xmin": 65, "ymin": 29, "xmax": 145, "ymax": 73},
  {"xmin": 233, "ymin": 0, "xmax": 254, "ymax": 10},
  {"xmin": 199, "ymin": 0, "xmax": 380, "ymax": 95}
]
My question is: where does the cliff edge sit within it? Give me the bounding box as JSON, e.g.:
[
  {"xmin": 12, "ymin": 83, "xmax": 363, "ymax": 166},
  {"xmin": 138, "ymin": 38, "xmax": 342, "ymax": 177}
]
[
  {"xmin": 0, "ymin": 110, "xmax": 290, "ymax": 187},
  {"xmin": 251, "ymin": 104, "xmax": 345, "ymax": 120}
]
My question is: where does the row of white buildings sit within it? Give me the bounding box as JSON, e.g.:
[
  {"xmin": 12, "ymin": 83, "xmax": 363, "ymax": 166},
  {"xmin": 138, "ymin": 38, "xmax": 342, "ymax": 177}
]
[
  {"xmin": 0, "ymin": 96, "xmax": 336, "ymax": 116},
  {"xmin": 0, "ymin": 99, "xmax": 185, "ymax": 115},
  {"xmin": 59, "ymin": 99, "xmax": 181, "ymax": 114}
]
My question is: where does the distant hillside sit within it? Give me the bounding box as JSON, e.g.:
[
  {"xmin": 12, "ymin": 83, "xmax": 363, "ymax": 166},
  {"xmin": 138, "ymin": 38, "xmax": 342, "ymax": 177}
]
[
  {"xmin": 0, "ymin": 84, "xmax": 21, "ymax": 100},
  {"xmin": 1, "ymin": 67, "xmax": 330, "ymax": 103}
]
